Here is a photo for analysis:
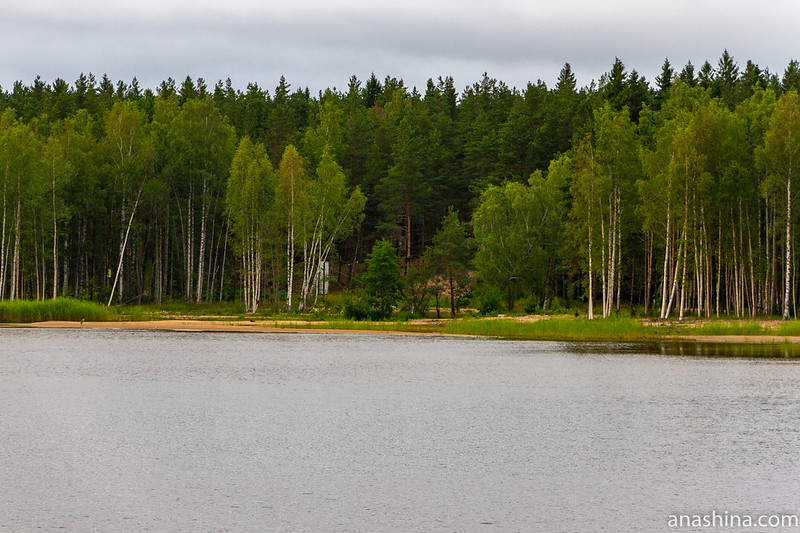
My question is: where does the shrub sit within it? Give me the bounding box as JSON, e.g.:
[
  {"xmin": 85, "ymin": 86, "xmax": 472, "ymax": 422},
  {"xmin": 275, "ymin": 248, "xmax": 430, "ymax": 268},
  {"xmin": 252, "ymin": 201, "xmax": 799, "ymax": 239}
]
[
  {"xmin": 362, "ymin": 240, "xmax": 404, "ymax": 318},
  {"xmin": 479, "ymin": 287, "xmax": 502, "ymax": 316},
  {"xmin": 523, "ymin": 295, "xmax": 539, "ymax": 314},
  {"xmin": 342, "ymin": 291, "xmax": 385, "ymax": 321}
]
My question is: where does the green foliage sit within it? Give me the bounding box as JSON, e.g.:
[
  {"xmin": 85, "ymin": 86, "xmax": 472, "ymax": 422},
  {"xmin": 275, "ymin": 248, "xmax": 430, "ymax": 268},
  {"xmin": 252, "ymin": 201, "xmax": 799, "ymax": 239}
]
[
  {"xmin": 523, "ymin": 295, "xmax": 539, "ymax": 314},
  {"xmin": 0, "ymin": 298, "xmax": 115, "ymax": 323},
  {"xmin": 776, "ymin": 321, "xmax": 800, "ymax": 336},
  {"xmin": 226, "ymin": 136, "xmax": 275, "ymax": 313},
  {"xmin": 478, "ymin": 287, "xmax": 503, "ymax": 316},
  {"xmin": 422, "ymin": 208, "xmax": 474, "ymax": 316},
  {"xmin": 341, "ymin": 290, "xmax": 379, "ymax": 321},
  {"xmin": 300, "ymin": 147, "xmax": 366, "ymax": 310},
  {"xmin": 549, "ymin": 296, "xmax": 565, "ymax": 312},
  {"xmin": 473, "ymin": 167, "xmax": 564, "ymax": 301},
  {"xmin": 3, "ymin": 61, "xmax": 800, "ymax": 321},
  {"xmin": 361, "ymin": 239, "xmax": 403, "ymax": 319}
]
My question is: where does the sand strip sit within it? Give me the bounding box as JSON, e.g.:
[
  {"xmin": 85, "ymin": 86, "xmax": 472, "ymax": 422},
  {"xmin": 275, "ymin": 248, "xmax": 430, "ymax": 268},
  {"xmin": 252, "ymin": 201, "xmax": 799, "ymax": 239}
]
[{"xmin": 4, "ymin": 319, "xmax": 457, "ymax": 336}]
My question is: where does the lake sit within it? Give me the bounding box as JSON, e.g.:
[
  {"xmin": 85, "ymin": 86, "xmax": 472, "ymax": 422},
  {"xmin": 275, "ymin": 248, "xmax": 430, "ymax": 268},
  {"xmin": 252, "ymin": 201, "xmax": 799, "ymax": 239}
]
[{"xmin": 1, "ymin": 328, "xmax": 799, "ymax": 532}]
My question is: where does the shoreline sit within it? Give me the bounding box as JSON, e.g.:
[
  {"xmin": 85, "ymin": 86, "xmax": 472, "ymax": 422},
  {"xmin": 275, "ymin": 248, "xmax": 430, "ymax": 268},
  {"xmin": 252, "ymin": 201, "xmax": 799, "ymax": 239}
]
[
  {"xmin": 6, "ymin": 319, "xmax": 800, "ymax": 344},
  {"xmin": 4, "ymin": 319, "xmax": 467, "ymax": 336}
]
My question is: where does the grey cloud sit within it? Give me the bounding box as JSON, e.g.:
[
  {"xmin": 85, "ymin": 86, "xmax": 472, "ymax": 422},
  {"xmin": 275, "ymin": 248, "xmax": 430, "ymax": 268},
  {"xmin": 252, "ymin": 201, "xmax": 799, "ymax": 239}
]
[{"xmin": 1, "ymin": 1, "xmax": 798, "ymax": 94}]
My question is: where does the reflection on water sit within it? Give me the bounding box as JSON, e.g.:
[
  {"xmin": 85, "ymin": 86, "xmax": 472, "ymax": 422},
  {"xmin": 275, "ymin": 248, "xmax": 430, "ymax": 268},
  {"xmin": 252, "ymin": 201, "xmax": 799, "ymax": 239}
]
[
  {"xmin": 655, "ymin": 340, "xmax": 800, "ymax": 358},
  {"xmin": 565, "ymin": 340, "xmax": 800, "ymax": 359},
  {"xmin": 1, "ymin": 328, "xmax": 799, "ymax": 532}
]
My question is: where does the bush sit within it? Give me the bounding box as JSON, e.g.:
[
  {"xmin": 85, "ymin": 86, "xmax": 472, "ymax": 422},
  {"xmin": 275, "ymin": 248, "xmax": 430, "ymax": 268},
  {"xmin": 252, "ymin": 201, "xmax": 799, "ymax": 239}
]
[
  {"xmin": 362, "ymin": 240, "xmax": 403, "ymax": 318},
  {"xmin": 523, "ymin": 295, "xmax": 539, "ymax": 314},
  {"xmin": 341, "ymin": 291, "xmax": 388, "ymax": 321},
  {"xmin": 479, "ymin": 288, "xmax": 502, "ymax": 316}
]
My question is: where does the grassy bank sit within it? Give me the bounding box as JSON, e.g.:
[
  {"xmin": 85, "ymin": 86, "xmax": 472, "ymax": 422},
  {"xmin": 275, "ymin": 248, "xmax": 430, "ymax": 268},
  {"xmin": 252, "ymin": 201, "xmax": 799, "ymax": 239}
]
[
  {"xmin": 267, "ymin": 319, "xmax": 442, "ymax": 334},
  {"xmin": 5, "ymin": 298, "xmax": 800, "ymax": 344},
  {"xmin": 269, "ymin": 315, "xmax": 668, "ymax": 341},
  {"xmin": 441, "ymin": 317, "xmax": 658, "ymax": 341},
  {"xmin": 117, "ymin": 301, "xmax": 247, "ymax": 321},
  {"xmin": 439, "ymin": 316, "xmax": 800, "ymax": 342},
  {"xmin": 0, "ymin": 298, "xmax": 116, "ymax": 323}
]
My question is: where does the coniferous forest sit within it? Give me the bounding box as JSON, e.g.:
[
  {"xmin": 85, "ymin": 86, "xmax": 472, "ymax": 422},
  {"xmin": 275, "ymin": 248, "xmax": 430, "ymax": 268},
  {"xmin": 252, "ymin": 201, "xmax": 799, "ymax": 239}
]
[{"xmin": 4, "ymin": 51, "xmax": 800, "ymax": 319}]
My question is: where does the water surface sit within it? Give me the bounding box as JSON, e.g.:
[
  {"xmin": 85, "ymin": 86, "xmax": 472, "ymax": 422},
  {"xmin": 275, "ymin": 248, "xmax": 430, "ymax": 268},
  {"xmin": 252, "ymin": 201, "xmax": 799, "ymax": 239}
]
[{"xmin": 1, "ymin": 328, "xmax": 799, "ymax": 532}]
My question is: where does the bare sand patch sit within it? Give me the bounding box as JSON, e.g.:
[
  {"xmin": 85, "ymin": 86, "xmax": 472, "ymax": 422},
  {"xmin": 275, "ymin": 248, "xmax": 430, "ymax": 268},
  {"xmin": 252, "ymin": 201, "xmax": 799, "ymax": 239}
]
[{"xmin": 9, "ymin": 319, "xmax": 454, "ymax": 336}]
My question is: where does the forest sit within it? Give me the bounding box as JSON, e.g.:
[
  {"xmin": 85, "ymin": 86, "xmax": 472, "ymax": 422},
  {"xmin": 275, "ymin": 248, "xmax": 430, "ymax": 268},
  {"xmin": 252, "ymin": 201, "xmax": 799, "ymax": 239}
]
[{"xmin": 3, "ymin": 51, "xmax": 800, "ymax": 319}]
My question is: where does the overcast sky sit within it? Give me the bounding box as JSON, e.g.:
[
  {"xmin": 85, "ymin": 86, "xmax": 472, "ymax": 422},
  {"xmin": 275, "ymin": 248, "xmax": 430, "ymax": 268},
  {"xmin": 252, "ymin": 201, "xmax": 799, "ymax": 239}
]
[{"xmin": 2, "ymin": 0, "xmax": 799, "ymax": 95}]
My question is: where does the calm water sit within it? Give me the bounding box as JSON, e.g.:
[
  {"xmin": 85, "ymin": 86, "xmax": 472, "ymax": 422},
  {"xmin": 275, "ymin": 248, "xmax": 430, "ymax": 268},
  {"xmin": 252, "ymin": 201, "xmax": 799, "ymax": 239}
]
[{"xmin": 1, "ymin": 328, "xmax": 799, "ymax": 532}]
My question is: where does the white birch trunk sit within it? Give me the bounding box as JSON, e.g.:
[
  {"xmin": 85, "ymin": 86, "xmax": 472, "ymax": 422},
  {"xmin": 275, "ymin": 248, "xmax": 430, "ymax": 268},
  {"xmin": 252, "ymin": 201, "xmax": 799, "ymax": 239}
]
[
  {"xmin": 286, "ymin": 223, "xmax": 294, "ymax": 313},
  {"xmin": 108, "ymin": 186, "xmax": 143, "ymax": 306},
  {"xmin": 660, "ymin": 209, "xmax": 672, "ymax": 319},
  {"xmin": 195, "ymin": 179, "xmax": 208, "ymax": 303},
  {"xmin": 10, "ymin": 196, "xmax": 21, "ymax": 300},
  {"xmin": 784, "ymin": 176, "xmax": 792, "ymax": 320},
  {"xmin": 186, "ymin": 193, "xmax": 194, "ymax": 302},
  {"xmin": 51, "ymin": 159, "xmax": 58, "ymax": 299},
  {"xmin": 587, "ymin": 217, "xmax": 594, "ymax": 320},
  {"xmin": 0, "ymin": 178, "xmax": 7, "ymax": 300}
]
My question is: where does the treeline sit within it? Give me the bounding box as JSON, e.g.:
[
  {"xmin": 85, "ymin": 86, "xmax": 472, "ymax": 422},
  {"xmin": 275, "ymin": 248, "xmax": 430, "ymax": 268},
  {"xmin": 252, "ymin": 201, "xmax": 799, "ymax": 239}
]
[{"xmin": 3, "ymin": 51, "xmax": 800, "ymax": 317}]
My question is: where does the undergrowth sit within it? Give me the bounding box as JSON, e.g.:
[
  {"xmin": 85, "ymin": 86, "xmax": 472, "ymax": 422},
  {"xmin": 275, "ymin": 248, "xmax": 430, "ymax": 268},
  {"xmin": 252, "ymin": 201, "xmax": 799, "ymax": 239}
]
[{"xmin": 0, "ymin": 298, "xmax": 115, "ymax": 323}]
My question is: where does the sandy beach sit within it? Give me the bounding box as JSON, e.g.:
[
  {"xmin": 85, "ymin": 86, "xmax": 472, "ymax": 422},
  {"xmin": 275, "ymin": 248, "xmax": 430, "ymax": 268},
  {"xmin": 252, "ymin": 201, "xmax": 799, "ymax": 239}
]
[{"xmin": 6, "ymin": 319, "xmax": 454, "ymax": 336}]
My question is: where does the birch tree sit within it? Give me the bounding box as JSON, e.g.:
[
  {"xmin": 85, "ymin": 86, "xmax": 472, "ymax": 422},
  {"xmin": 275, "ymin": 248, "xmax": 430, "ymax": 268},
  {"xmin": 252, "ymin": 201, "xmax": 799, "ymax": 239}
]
[
  {"xmin": 0, "ymin": 115, "xmax": 43, "ymax": 300},
  {"xmin": 276, "ymin": 144, "xmax": 307, "ymax": 313},
  {"xmin": 45, "ymin": 111, "xmax": 97, "ymax": 299},
  {"xmin": 569, "ymin": 105, "xmax": 639, "ymax": 318},
  {"xmin": 167, "ymin": 97, "xmax": 236, "ymax": 303},
  {"xmin": 299, "ymin": 147, "xmax": 365, "ymax": 311},
  {"xmin": 103, "ymin": 101, "xmax": 153, "ymax": 305},
  {"xmin": 759, "ymin": 91, "xmax": 800, "ymax": 320},
  {"xmin": 593, "ymin": 104, "xmax": 640, "ymax": 316},
  {"xmin": 569, "ymin": 137, "xmax": 601, "ymax": 319},
  {"xmin": 226, "ymin": 137, "xmax": 275, "ymax": 313},
  {"xmin": 474, "ymin": 166, "xmax": 565, "ymax": 310}
]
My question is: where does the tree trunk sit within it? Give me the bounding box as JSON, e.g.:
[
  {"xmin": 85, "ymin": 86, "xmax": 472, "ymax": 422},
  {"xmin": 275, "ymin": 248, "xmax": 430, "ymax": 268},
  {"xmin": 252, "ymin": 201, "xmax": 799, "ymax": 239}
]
[
  {"xmin": 0, "ymin": 178, "xmax": 8, "ymax": 300},
  {"xmin": 108, "ymin": 185, "xmax": 143, "ymax": 306},
  {"xmin": 51, "ymin": 160, "xmax": 58, "ymax": 299},
  {"xmin": 784, "ymin": 176, "xmax": 792, "ymax": 320},
  {"xmin": 587, "ymin": 218, "xmax": 594, "ymax": 320},
  {"xmin": 10, "ymin": 196, "xmax": 22, "ymax": 300},
  {"xmin": 286, "ymin": 224, "xmax": 295, "ymax": 314},
  {"xmin": 660, "ymin": 209, "xmax": 672, "ymax": 319},
  {"xmin": 448, "ymin": 266, "xmax": 456, "ymax": 317},
  {"xmin": 644, "ymin": 231, "xmax": 653, "ymax": 315},
  {"xmin": 404, "ymin": 201, "xmax": 412, "ymax": 275},
  {"xmin": 195, "ymin": 179, "xmax": 208, "ymax": 303},
  {"xmin": 218, "ymin": 228, "xmax": 228, "ymax": 303}
]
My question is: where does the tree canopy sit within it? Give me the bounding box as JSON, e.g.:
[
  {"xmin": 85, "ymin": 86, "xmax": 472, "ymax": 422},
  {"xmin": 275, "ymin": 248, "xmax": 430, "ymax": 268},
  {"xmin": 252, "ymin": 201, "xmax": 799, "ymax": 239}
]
[{"xmin": 3, "ymin": 53, "xmax": 800, "ymax": 319}]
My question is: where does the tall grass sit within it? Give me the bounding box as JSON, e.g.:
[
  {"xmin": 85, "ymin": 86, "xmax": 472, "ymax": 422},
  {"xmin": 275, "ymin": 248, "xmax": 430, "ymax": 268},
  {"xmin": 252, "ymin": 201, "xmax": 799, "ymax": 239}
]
[
  {"xmin": 272, "ymin": 319, "xmax": 441, "ymax": 334},
  {"xmin": 442, "ymin": 317, "xmax": 655, "ymax": 341},
  {"xmin": 776, "ymin": 321, "xmax": 800, "ymax": 336},
  {"xmin": 0, "ymin": 298, "xmax": 115, "ymax": 323},
  {"xmin": 687, "ymin": 320, "xmax": 768, "ymax": 336},
  {"xmin": 118, "ymin": 301, "xmax": 247, "ymax": 320}
]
